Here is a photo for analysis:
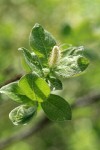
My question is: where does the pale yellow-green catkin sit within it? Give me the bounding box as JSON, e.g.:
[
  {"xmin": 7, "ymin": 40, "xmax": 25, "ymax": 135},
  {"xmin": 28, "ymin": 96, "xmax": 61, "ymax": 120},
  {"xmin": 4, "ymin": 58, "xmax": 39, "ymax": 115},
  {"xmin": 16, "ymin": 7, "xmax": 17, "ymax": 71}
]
[{"xmin": 48, "ymin": 46, "xmax": 61, "ymax": 68}]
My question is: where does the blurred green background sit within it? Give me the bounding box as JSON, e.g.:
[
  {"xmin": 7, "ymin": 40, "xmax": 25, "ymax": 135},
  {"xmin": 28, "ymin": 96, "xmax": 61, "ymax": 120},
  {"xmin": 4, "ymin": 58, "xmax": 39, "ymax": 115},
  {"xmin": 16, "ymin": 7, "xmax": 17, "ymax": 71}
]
[{"xmin": 0, "ymin": 0, "xmax": 100, "ymax": 150}]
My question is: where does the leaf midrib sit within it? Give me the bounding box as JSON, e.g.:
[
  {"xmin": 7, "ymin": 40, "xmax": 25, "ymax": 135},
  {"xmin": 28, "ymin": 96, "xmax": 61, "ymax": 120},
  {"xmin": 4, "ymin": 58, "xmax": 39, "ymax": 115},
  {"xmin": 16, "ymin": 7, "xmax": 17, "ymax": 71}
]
[
  {"xmin": 45, "ymin": 100, "xmax": 67, "ymax": 117},
  {"xmin": 38, "ymin": 29, "xmax": 48, "ymax": 60}
]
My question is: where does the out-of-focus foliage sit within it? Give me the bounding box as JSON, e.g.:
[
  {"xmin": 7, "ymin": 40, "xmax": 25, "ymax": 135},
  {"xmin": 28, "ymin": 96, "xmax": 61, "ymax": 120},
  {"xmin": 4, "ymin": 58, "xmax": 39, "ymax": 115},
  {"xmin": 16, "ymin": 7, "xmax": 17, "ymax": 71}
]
[{"xmin": 0, "ymin": 0, "xmax": 100, "ymax": 150}]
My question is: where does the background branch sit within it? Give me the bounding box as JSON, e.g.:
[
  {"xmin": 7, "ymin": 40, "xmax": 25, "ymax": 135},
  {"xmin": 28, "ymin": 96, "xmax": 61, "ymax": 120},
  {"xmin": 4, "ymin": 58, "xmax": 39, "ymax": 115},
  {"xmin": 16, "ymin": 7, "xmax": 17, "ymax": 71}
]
[
  {"xmin": 72, "ymin": 91, "xmax": 100, "ymax": 107},
  {"xmin": 0, "ymin": 74, "xmax": 22, "ymax": 88}
]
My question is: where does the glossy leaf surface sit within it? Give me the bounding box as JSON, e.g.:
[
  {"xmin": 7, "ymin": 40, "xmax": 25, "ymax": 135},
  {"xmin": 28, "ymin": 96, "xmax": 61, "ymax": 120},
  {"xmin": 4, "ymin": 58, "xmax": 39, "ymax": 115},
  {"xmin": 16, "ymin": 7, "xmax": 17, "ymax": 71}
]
[
  {"xmin": 0, "ymin": 82, "xmax": 33, "ymax": 104},
  {"xmin": 18, "ymin": 47, "xmax": 42, "ymax": 76},
  {"xmin": 47, "ymin": 76, "xmax": 62, "ymax": 91},
  {"xmin": 41, "ymin": 94, "xmax": 72, "ymax": 121},
  {"xmin": 29, "ymin": 23, "xmax": 56, "ymax": 61},
  {"xmin": 19, "ymin": 73, "xmax": 50, "ymax": 102}
]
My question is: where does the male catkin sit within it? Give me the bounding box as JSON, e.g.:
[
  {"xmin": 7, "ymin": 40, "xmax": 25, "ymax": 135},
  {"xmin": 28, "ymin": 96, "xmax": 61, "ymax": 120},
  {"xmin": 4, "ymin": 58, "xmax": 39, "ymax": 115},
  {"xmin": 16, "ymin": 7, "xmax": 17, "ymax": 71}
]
[{"xmin": 48, "ymin": 46, "xmax": 61, "ymax": 68}]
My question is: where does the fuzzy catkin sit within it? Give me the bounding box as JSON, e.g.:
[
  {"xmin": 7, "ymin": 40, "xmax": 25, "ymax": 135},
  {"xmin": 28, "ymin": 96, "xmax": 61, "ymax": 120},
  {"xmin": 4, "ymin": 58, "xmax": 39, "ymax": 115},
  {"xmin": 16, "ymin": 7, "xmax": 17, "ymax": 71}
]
[{"xmin": 48, "ymin": 46, "xmax": 61, "ymax": 68}]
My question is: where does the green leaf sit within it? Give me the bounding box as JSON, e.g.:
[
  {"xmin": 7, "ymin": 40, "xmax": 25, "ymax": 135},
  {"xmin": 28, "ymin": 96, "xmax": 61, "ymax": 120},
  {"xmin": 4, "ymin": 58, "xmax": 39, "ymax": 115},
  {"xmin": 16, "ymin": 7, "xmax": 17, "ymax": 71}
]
[
  {"xmin": 18, "ymin": 47, "xmax": 43, "ymax": 77},
  {"xmin": 0, "ymin": 82, "xmax": 33, "ymax": 104},
  {"xmin": 21, "ymin": 57, "xmax": 32, "ymax": 73},
  {"xmin": 47, "ymin": 76, "xmax": 62, "ymax": 91},
  {"xmin": 41, "ymin": 94, "xmax": 72, "ymax": 121},
  {"xmin": 77, "ymin": 56, "xmax": 89, "ymax": 71},
  {"xmin": 9, "ymin": 104, "xmax": 37, "ymax": 125},
  {"xmin": 29, "ymin": 23, "xmax": 56, "ymax": 61},
  {"xmin": 55, "ymin": 55, "xmax": 89, "ymax": 78},
  {"xmin": 19, "ymin": 73, "xmax": 50, "ymax": 102}
]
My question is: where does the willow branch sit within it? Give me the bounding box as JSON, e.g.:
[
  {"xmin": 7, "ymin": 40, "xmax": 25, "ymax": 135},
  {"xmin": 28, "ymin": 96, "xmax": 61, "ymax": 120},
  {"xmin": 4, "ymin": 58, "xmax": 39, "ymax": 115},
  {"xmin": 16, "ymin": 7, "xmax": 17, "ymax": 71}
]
[{"xmin": 72, "ymin": 91, "xmax": 100, "ymax": 108}]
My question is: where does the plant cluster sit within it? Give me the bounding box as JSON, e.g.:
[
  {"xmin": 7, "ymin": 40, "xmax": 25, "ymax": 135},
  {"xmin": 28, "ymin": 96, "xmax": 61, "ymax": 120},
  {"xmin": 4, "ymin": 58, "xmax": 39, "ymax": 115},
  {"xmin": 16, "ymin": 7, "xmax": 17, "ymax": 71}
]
[{"xmin": 0, "ymin": 23, "xmax": 89, "ymax": 125}]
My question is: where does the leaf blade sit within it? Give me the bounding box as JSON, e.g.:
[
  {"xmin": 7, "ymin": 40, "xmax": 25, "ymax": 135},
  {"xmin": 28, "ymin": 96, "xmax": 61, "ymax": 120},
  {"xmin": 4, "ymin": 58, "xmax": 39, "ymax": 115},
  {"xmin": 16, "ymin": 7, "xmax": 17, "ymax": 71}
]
[
  {"xmin": 18, "ymin": 47, "xmax": 43, "ymax": 76},
  {"xmin": 29, "ymin": 23, "xmax": 56, "ymax": 61},
  {"xmin": 0, "ymin": 82, "xmax": 33, "ymax": 104},
  {"xmin": 55, "ymin": 55, "xmax": 89, "ymax": 78},
  {"xmin": 19, "ymin": 73, "xmax": 50, "ymax": 102},
  {"xmin": 41, "ymin": 94, "xmax": 72, "ymax": 121},
  {"xmin": 9, "ymin": 104, "xmax": 37, "ymax": 125},
  {"xmin": 47, "ymin": 76, "xmax": 62, "ymax": 91}
]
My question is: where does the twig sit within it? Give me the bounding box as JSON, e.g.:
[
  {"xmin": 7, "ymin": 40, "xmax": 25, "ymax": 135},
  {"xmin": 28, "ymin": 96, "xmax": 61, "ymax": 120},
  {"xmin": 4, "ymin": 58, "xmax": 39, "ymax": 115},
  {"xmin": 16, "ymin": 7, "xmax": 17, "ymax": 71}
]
[{"xmin": 72, "ymin": 91, "xmax": 100, "ymax": 108}]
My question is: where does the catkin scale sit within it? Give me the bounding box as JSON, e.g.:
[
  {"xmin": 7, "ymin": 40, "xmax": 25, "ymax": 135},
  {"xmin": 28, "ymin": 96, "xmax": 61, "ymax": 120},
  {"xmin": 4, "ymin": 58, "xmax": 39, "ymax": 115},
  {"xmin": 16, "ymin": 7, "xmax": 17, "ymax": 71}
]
[{"xmin": 48, "ymin": 46, "xmax": 61, "ymax": 68}]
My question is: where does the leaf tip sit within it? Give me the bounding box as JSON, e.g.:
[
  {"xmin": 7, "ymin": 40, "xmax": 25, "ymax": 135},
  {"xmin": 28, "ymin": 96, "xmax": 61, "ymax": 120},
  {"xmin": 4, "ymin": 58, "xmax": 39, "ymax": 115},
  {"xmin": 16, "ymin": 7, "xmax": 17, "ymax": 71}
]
[
  {"xmin": 33, "ymin": 23, "xmax": 41, "ymax": 29},
  {"xmin": 18, "ymin": 47, "xmax": 23, "ymax": 51},
  {"xmin": 78, "ymin": 57, "xmax": 90, "ymax": 71}
]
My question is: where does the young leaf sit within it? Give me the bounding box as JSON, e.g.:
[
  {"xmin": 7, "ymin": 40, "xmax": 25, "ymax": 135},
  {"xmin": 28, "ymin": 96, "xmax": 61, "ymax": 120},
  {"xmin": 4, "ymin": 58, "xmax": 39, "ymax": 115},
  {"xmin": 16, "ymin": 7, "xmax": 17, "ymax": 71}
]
[
  {"xmin": 77, "ymin": 56, "xmax": 89, "ymax": 71},
  {"xmin": 54, "ymin": 55, "xmax": 89, "ymax": 78},
  {"xmin": 47, "ymin": 76, "xmax": 62, "ymax": 91},
  {"xmin": 18, "ymin": 47, "xmax": 43, "ymax": 76},
  {"xmin": 0, "ymin": 82, "xmax": 33, "ymax": 104},
  {"xmin": 9, "ymin": 104, "xmax": 37, "ymax": 125},
  {"xmin": 29, "ymin": 23, "xmax": 56, "ymax": 61},
  {"xmin": 19, "ymin": 73, "xmax": 50, "ymax": 102},
  {"xmin": 61, "ymin": 46, "xmax": 84, "ymax": 57},
  {"xmin": 41, "ymin": 94, "xmax": 72, "ymax": 121}
]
